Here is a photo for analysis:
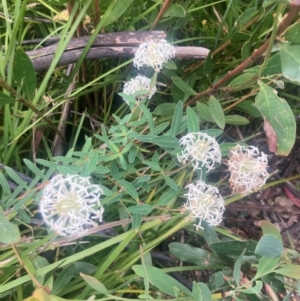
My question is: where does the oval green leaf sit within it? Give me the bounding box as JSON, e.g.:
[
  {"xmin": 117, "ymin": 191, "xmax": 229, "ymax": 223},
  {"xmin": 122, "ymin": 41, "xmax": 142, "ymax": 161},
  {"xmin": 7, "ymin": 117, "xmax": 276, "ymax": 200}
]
[
  {"xmin": 279, "ymin": 43, "xmax": 300, "ymax": 84},
  {"xmin": 255, "ymin": 80, "xmax": 296, "ymax": 155},
  {"xmin": 186, "ymin": 107, "xmax": 199, "ymax": 132},
  {"xmin": 151, "ymin": 136, "xmax": 179, "ymax": 148},
  {"xmin": 255, "ymin": 234, "xmax": 284, "ymax": 258},
  {"xmin": 171, "ymin": 76, "xmax": 197, "ymax": 96},
  {"xmin": 13, "ymin": 48, "xmax": 36, "ymax": 100},
  {"xmin": 80, "ymin": 273, "xmax": 108, "ymax": 295},
  {"xmin": 225, "ymin": 115, "xmax": 249, "ymax": 125},
  {"xmin": 275, "ymin": 265, "xmax": 300, "ymax": 280},
  {"xmin": 127, "ymin": 205, "xmax": 154, "ymax": 215},
  {"xmin": 209, "ymin": 96, "xmax": 225, "ymax": 129},
  {"xmin": 133, "ymin": 265, "xmax": 192, "ymax": 297}
]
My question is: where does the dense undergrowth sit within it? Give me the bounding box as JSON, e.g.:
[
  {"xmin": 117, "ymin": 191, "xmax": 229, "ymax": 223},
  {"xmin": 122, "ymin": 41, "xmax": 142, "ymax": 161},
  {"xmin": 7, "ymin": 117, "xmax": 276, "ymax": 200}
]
[{"xmin": 1, "ymin": 0, "xmax": 300, "ymax": 300}]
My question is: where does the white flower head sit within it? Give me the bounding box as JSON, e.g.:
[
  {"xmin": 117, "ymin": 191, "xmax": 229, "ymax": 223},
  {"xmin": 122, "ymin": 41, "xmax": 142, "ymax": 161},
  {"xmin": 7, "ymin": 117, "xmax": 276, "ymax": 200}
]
[
  {"xmin": 40, "ymin": 174, "xmax": 104, "ymax": 236},
  {"xmin": 184, "ymin": 181, "xmax": 225, "ymax": 230},
  {"xmin": 133, "ymin": 39, "xmax": 175, "ymax": 72},
  {"xmin": 177, "ymin": 132, "xmax": 221, "ymax": 171},
  {"xmin": 123, "ymin": 75, "xmax": 156, "ymax": 104},
  {"xmin": 228, "ymin": 145, "xmax": 269, "ymax": 195}
]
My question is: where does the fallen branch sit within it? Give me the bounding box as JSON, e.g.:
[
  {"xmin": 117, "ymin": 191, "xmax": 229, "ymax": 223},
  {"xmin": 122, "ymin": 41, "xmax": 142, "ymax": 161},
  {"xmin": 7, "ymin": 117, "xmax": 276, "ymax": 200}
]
[{"xmin": 26, "ymin": 31, "xmax": 209, "ymax": 71}]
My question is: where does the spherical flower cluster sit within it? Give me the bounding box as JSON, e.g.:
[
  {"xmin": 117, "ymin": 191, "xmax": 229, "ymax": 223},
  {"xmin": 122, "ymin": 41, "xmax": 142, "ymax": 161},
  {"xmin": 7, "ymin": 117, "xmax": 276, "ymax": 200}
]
[
  {"xmin": 123, "ymin": 75, "xmax": 157, "ymax": 104},
  {"xmin": 177, "ymin": 132, "xmax": 221, "ymax": 171},
  {"xmin": 40, "ymin": 174, "xmax": 104, "ymax": 236},
  {"xmin": 184, "ymin": 181, "xmax": 225, "ymax": 230},
  {"xmin": 133, "ymin": 39, "xmax": 176, "ymax": 72},
  {"xmin": 228, "ymin": 145, "xmax": 269, "ymax": 195}
]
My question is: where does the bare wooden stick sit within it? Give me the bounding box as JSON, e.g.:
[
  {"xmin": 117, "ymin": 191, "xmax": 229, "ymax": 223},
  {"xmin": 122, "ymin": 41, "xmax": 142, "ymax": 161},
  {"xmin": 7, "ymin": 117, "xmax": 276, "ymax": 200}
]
[{"xmin": 26, "ymin": 31, "xmax": 209, "ymax": 71}]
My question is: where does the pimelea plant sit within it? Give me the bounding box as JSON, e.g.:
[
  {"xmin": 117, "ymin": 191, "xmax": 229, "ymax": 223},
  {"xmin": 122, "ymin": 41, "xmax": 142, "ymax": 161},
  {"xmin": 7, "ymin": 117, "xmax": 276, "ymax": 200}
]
[
  {"xmin": 1, "ymin": 2, "xmax": 300, "ymax": 300},
  {"xmin": 228, "ymin": 145, "xmax": 269, "ymax": 195},
  {"xmin": 177, "ymin": 132, "xmax": 221, "ymax": 171},
  {"xmin": 40, "ymin": 174, "xmax": 104, "ymax": 236},
  {"xmin": 123, "ymin": 75, "xmax": 157, "ymax": 103},
  {"xmin": 184, "ymin": 180, "xmax": 225, "ymax": 230}
]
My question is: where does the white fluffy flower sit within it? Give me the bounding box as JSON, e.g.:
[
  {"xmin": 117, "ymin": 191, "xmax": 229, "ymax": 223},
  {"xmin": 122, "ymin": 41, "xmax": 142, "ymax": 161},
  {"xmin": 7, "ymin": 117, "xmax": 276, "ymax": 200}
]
[
  {"xmin": 123, "ymin": 75, "xmax": 156, "ymax": 104},
  {"xmin": 133, "ymin": 40, "xmax": 175, "ymax": 72},
  {"xmin": 228, "ymin": 145, "xmax": 269, "ymax": 195},
  {"xmin": 177, "ymin": 132, "xmax": 221, "ymax": 171},
  {"xmin": 184, "ymin": 181, "xmax": 225, "ymax": 230},
  {"xmin": 40, "ymin": 174, "xmax": 104, "ymax": 236}
]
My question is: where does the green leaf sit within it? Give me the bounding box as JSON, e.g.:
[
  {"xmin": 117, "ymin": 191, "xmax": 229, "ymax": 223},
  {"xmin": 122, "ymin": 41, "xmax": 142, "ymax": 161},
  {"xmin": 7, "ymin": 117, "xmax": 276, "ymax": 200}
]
[
  {"xmin": 128, "ymin": 147, "xmax": 138, "ymax": 163},
  {"xmin": 32, "ymin": 256, "xmax": 49, "ymax": 285},
  {"xmin": 106, "ymin": 140, "xmax": 119, "ymax": 154},
  {"xmin": 279, "ymin": 44, "xmax": 300, "ymax": 84},
  {"xmin": 241, "ymin": 40, "xmax": 251, "ymax": 61},
  {"xmin": 142, "ymin": 160, "xmax": 162, "ymax": 172},
  {"xmin": 102, "ymin": 0, "xmax": 132, "ymax": 27},
  {"xmin": 132, "ymin": 213, "xmax": 142, "ymax": 229},
  {"xmin": 255, "ymin": 256, "xmax": 279, "ymax": 279},
  {"xmin": 52, "ymin": 264, "xmax": 76, "ymax": 295},
  {"xmin": 133, "ymin": 265, "xmax": 192, "ymax": 297},
  {"xmin": 127, "ymin": 205, "xmax": 154, "ymax": 215},
  {"xmin": 140, "ymin": 104, "xmax": 154, "ymax": 135},
  {"xmin": 186, "ymin": 107, "xmax": 199, "ymax": 132},
  {"xmin": 0, "ymin": 92, "xmax": 15, "ymax": 107},
  {"xmin": 225, "ymin": 115, "xmax": 249, "ymax": 125},
  {"xmin": 154, "ymin": 122, "xmax": 169, "ymax": 135},
  {"xmin": 13, "ymin": 48, "xmax": 36, "ymax": 100},
  {"xmin": 164, "ymin": 176, "xmax": 178, "ymax": 191},
  {"xmin": 284, "ymin": 23, "xmax": 300, "ymax": 44},
  {"xmin": 192, "ymin": 282, "xmax": 212, "ymax": 301},
  {"xmin": 117, "ymin": 179, "xmax": 138, "ymax": 201},
  {"xmin": 234, "ymin": 249, "xmax": 246, "ymax": 285},
  {"xmin": 23, "ymin": 159, "xmax": 45, "ymax": 180},
  {"xmin": 275, "ymin": 264, "xmax": 300, "ymax": 280},
  {"xmin": 262, "ymin": 53, "xmax": 282, "ymax": 76},
  {"xmin": 171, "ymin": 76, "xmax": 197, "ymax": 96},
  {"xmin": 209, "ymin": 95, "xmax": 225, "ymax": 130},
  {"xmin": 260, "ymin": 221, "xmax": 282, "ymax": 243},
  {"xmin": 80, "ymin": 273, "xmax": 108, "ymax": 295},
  {"xmin": 5, "ymin": 167, "xmax": 28, "ymax": 190},
  {"xmin": 74, "ymin": 262, "xmax": 97, "ymax": 275},
  {"xmin": 57, "ymin": 165, "xmax": 82, "ymax": 175},
  {"xmin": 171, "ymin": 100, "xmax": 183, "ymax": 136},
  {"xmin": 255, "ymin": 80, "xmax": 296, "ymax": 155},
  {"xmin": 82, "ymin": 153, "xmax": 98, "ymax": 177},
  {"xmin": 151, "ymin": 136, "xmax": 179, "ymax": 148},
  {"xmin": 138, "ymin": 175, "xmax": 151, "ymax": 183},
  {"xmin": 158, "ymin": 189, "xmax": 178, "ymax": 205},
  {"xmin": 0, "ymin": 209, "xmax": 21, "ymax": 244},
  {"xmin": 196, "ymin": 102, "xmax": 214, "ymax": 122},
  {"xmin": 226, "ymin": 73, "xmax": 257, "ymax": 91},
  {"xmin": 282, "ymin": 291, "xmax": 294, "ymax": 301},
  {"xmin": 0, "ymin": 172, "xmax": 12, "ymax": 197},
  {"xmin": 169, "ymin": 242, "xmax": 222, "ymax": 269},
  {"xmin": 203, "ymin": 51, "xmax": 213, "ymax": 79},
  {"xmin": 220, "ymin": 142, "xmax": 242, "ymax": 157},
  {"xmin": 255, "ymin": 234, "xmax": 284, "ymax": 258},
  {"xmin": 164, "ymin": 4, "xmax": 186, "ymax": 17},
  {"xmin": 202, "ymin": 221, "xmax": 218, "ymax": 246},
  {"xmin": 236, "ymin": 100, "xmax": 261, "ymax": 118},
  {"xmin": 153, "ymin": 103, "xmax": 176, "ymax": 116},
  {"xmin": 210, "ymin": 240, "xmax": 257, "ymax": 257},
  {"xmin": 237, "ymin": 7, "xmax": 258, "ymax": 27},
  {"xmin": 240, "ymin": 280, "xmax": 263, "ymax": 294}
]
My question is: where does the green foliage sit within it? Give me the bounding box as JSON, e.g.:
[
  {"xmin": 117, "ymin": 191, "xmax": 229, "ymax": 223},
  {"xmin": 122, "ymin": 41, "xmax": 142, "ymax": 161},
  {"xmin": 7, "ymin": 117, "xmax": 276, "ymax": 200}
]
[{"xmin": 1, "ymin": 0, "xmax": 300, "ymax": 300}]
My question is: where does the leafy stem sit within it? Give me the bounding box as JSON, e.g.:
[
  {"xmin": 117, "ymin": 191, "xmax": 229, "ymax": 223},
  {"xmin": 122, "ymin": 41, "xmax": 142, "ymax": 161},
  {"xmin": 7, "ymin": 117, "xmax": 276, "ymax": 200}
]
[{"xmin": 185, "ymin": 3, "xmax": 300, "ymax": 107}]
